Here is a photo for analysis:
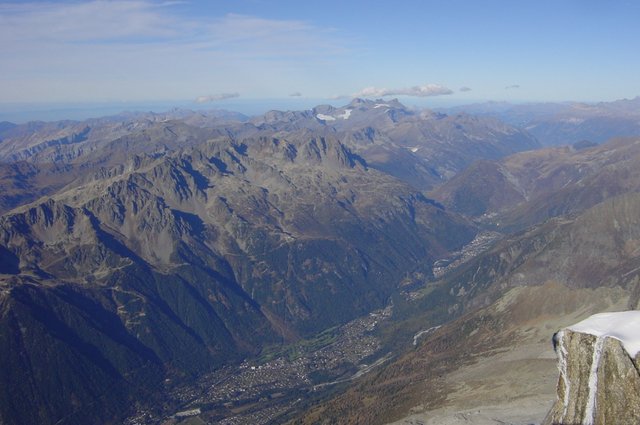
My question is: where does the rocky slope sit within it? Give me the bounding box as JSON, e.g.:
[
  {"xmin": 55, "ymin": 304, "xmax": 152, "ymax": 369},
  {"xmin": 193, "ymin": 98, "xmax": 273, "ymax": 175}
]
[
  {"xmin": 0, "ymin": 118, "xmax": 229, "ymax": 214},
  {"xmin": 0, "ymin": 125, "xmax": 477, "ymax": 424},
  {"xmin": 244, "ymin": 98, "xmax": 540, "ymax": 188},
  {"xmin": 292, "ymin": 191, "xmax": 640, "ymax": 425},
  {"xmin": 432, "ymin": 137, "xmax": 640, "ymax": 231},
  {"xmin": 294, "ymin": 281, "xmax": 632, "ymax": 425},
  {"xmin": 0, "ymin": 100, "xmax": 537, "ymax": 215},
  {"xmin": 544, "ymin": 312, "xmax": 640, "ymax": 425}
]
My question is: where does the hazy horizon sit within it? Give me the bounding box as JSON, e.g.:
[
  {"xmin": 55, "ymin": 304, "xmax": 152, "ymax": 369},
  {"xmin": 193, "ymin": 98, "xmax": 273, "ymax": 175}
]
[
  {"xmin": 2, "ymin": 0, "xmax": 640, "ymax": 113},
  {"xmin": 2, "ymin": 93, "xmax": 637, "ymax": 124}
]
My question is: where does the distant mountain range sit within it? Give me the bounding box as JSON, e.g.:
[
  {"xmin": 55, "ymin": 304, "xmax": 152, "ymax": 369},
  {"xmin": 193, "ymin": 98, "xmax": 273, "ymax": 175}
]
[
  {"xmin": 441, "ymin": 96, "xmax": 640, "ymax": 146},
  {"xmin": 0, "ymin": 98, "xmax": 538, "ymax": 215},
  {"xmin": 244, "ymin": 98, "xmax": 539, "ymax": 186}
]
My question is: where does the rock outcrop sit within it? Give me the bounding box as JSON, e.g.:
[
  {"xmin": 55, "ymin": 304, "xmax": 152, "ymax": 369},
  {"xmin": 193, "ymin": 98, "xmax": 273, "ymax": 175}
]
[{"xmin": 544, "ymin": 311, "xmax": 640, "ymax": 425}]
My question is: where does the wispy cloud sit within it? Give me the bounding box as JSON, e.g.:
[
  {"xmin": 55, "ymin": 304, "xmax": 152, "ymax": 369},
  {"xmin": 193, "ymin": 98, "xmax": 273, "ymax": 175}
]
[
  {"xmin": 195, "ymin": 93, "xmax": 240, "ymax": 103},
  {"xmin": 289, "ymin": 92, "xmax": 302, "ymax": 97},
  {"xmin": 351, "ymin": 84, "xmax": 453, "ymax": 98},
  {"xmin": 0, "ymin": 4, "xmax": 341, "ymax": 54},
  {"xmin": 207, "ymin": 14, "xmax": 312, "ymax": 45},
  {"xmin": 0, "ymin": 1, "xmax": 184, "ymax": 43},
  {"xmin": 505, "ymin": 84, "xmax": 521, "ymax": 90},
  {"xmin": 459, "ymin": 86, "xmax": 472, "ymax": 92},
  {"xmin": 0, "ymin": 1, "xmax": 352, "ymax": 102}
]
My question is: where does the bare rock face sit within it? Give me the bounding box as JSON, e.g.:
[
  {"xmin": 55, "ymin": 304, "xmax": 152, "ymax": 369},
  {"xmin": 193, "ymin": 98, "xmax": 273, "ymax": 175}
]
[{"xmin": 544, "ymin": 312, "xmax": 640, "ymax": 425}]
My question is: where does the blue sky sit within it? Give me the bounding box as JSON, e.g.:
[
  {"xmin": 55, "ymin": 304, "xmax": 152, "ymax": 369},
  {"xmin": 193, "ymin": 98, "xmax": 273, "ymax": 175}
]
[{"xmin": 1, "ymin": 0, "xmax": 640, "ymax": 113}]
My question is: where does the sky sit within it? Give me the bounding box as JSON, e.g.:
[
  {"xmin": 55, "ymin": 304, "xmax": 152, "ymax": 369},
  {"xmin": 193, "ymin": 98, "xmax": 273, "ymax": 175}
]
[{"xmin": 2, "ymin": 0, "xmax": 640, "ymax": 118}]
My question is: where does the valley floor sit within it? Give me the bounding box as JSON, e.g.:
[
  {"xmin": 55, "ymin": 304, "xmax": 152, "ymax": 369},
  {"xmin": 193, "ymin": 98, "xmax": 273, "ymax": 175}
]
[{"xmin": 126, "ymin": 306, "xmax": 394, "ymax": 424}]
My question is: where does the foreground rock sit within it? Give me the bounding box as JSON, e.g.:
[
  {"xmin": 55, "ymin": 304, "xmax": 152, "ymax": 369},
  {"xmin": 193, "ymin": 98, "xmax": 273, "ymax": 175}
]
[{"xmin": 544, "ymin": 311, "xmax": 640, "ymax": 425}]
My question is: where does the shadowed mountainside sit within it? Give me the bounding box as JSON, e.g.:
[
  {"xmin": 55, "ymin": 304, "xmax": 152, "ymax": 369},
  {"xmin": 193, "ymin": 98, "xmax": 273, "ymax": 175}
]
[
  {"xmin": 432, "ymin": 137, "xmax": 640, "ymax": 231},
  {"xmin": 291, "ymin": 138, "xmax": 640, "ymax": 424},
  {"xmin": 0, "ymin": 128, "xmax": 477, "ymax": 424}
]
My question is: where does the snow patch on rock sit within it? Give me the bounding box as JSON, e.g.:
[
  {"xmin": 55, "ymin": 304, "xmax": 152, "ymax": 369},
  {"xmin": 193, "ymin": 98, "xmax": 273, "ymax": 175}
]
[
  {"xmin": 584, "ymin": 337, "xmax": 605, "ymax": 425},
  {"xmin": 557, "ymin": 330, "xmax": 570, "ymax": 422},
  {"xmin": 568, "ymin": 311, "xmax": 640, "ymax": 357},
  {"xmin": 316, "ymin": 113, "xmax": 336, "ymax": 121},
  {"xmin": 412, "ymin": 326, "xmax": 441, "ymax": 346}
]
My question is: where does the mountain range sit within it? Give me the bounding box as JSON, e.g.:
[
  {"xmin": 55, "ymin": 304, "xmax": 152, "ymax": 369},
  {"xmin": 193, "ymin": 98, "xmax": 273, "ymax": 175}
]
[
  {"xmin": 2, "ymin": 97, "xmax": 640, "ymax": 424},
  {"xmin": 0, "ymin": 98, "xmax": 534, "ymax": 424},
  {"xmin": 295, "ymin": 136, "xmax": 640, "ymax": 424},
  {"xmin": 442, "ymin": 96, "xmax": 640, "ymax": 146}
]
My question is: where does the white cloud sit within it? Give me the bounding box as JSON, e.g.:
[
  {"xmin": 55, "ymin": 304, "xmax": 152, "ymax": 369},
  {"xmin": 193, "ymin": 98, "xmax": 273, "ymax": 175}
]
[
  {"xmin": 0, "ymin": 2, "xmax": 352, "ymax": 102},
  {"xmin": 505, "ymin": 84, "xmax": 521, "ymax": 89},
  {"xmin": 0, "ymin": 1, "xmax": 184, "ymax": 43},
  {"xmin": 352, "ymin": 84, "xmax": 453, "ymax": 98},
  {"xmin": 459, "ymin": 86, "xmax": 472, "ymax": 92},
  {"xmin": 289, "ymin": 92, "xmax": 302, "ymax": 97},
  {"xmin": 0, "ymin": 4, "xmax": 337, "ymax": 55},
  {"xmin": 195, "ymin": 93, "xmax": 240, "ymax": 103}
]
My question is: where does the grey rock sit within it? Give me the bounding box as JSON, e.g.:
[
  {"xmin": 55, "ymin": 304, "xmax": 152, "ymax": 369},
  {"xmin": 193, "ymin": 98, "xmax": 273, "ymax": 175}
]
[{"xmin": 544, "ymin": 329, "xmax": 640, "ymax": 425}]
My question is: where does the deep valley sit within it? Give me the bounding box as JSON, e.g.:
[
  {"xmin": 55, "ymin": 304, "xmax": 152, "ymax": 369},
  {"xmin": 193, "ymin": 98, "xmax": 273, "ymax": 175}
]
[{"xmin": 2, "ymin": 96, "xmax": 640, "ymax": 425}]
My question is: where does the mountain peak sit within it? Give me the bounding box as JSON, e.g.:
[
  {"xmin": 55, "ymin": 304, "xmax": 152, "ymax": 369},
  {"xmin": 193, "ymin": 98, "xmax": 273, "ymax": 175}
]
[
  {"xmin": 347, "ymin": 97, "xmax": 406, "ymax": 110},
  {"xmin": 348, "ymin": 97, "xmax": 368, "ymax": 106}
]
